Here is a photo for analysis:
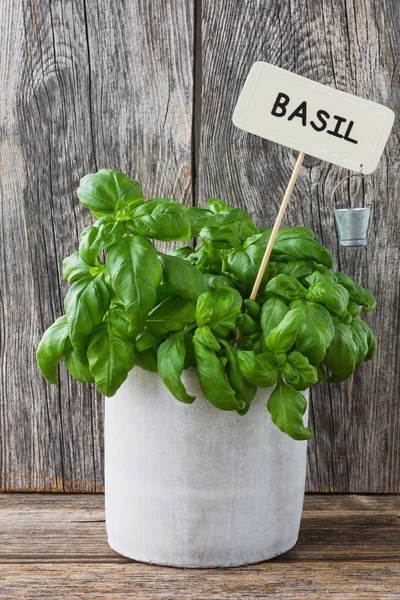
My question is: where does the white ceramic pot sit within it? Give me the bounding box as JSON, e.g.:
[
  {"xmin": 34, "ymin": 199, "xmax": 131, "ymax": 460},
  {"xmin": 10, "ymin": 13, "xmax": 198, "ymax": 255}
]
[{"xmin": 105, "ymin": 368, "xmax": 309, "ymax": 568}]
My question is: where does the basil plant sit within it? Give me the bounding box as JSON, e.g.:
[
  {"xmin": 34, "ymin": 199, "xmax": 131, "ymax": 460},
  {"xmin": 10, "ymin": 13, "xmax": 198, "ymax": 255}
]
[{"xmin": 37, "ymin": 169, "xmax": 377, "ymax": 441}]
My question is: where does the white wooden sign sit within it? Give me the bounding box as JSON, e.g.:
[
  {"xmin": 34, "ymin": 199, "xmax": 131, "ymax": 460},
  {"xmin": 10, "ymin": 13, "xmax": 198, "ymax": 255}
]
[{"xmin": 233, "ymin": 62, "xmax": 394, "ymax": 174}]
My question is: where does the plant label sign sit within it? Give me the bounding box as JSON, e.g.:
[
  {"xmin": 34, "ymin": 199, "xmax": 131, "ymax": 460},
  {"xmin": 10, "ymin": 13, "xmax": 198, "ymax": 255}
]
[{"xmin": 233, "ymin": 62, "xmax": 394, "ymax": 174}]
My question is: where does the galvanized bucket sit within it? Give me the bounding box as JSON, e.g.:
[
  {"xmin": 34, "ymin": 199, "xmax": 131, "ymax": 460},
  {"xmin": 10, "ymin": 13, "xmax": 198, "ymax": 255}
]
[{"xmin": 332, "ymin": 174, "xmax": 374, "ymax": 247}]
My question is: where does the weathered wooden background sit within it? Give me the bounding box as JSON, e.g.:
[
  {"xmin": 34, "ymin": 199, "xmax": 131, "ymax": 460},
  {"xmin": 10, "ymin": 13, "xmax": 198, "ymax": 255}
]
[{"xmin": 0, "ymin": 0, "xmax": 399, "ymax": 493}]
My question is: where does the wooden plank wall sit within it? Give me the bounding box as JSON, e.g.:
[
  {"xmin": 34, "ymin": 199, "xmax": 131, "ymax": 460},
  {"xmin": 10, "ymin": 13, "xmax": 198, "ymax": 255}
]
[
  {"xmin": 0, "ymin": 0, "xmax": 194, "ymax": 492},
  {"xmin": 0, "ymin": 0, "xmax": 399, "ymax": 492}
]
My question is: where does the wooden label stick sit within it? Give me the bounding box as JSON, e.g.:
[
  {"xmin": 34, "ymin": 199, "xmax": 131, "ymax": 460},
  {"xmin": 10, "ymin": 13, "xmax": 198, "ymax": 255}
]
[
  {"xmin": 233, "ymin": 61, "xmax": 393, "ymax": 300},
  {"xmin": 249, "ymin": 151, "xmax": 305, "ymax": 300}
]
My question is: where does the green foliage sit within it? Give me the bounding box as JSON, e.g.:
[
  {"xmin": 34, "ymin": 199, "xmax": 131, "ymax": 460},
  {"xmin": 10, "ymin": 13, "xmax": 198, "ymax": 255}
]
[
  {"xmin": 158, "ymin": 254, "xmax": 209, "ymax": 302},
  {"xmin": 220, "ymin": 341, "xmax": 257, "ymax": 415},
  {"xmin": 146, "ymin": 296, "xmax": 196, "ymax": 336},
  {"xmin": 193, "ymin": 329, "xmax": 243, "ymax": 411},
  {"xmin": 265, "ymin": 274, "xmax": 307, "ymax": 301},
  {"xmin": 157, "ymin": 331, "xmax": 196, "ymax": 404},
  {"xmin": 290, "ymin": 299, "xmax": 335, "ymax": 365},
  {"xmin": 62, "ymin": 252, "xmax": 92, "ymax": 283},
  {"xmin": 237, "ymin": 350, "xmax": 279, "ymax": 388},
  {"xmin": 37, "ymin": 169, "xmax": 378, "ymax": 442},
  {"xmin": 77, "ymin": 169, "xmax": 144, "ymax": 218},
  {"xmin": 65, "ymin": 349, "xmax": 94, "ymax": 383},
  {"xmin": 36, "ymin": 316, "xmax": 72, "ymax": 384},
  {"xmin": 323, "ymin": 323, "xmax": 358, "ymax": 382},
  {"xmin": 195, "ymin": 288, "xmax": 242, "ymax": 337},
  {"xmin": 64, "ymin": 274, "xmax": 111, "ymax": 355},
  {"xmin": 106, "ymin": 235, "xmax": 163, "ymax": 338},
  {"xmin": 126, "ymin": 199, "xmax": 191, "ymax": 241},
  {"xmin": 227, "ymin": 245, "xmax": 269, "ymax": 290},
  {"xmin": 87, "ymin": 318, "xmax": 136, "ymax": 396},
  {"xmin": 260, "ymin": 298, "xmax": 289, "ymax": 339},
  {"xmin": 265, "ymin": 308, "xmax": 305, "ymax": 354},
  {"xmin": 306, "ymin": 277, "xmax": 349, "ymax": 317},
  {"xmin": 267, "ymin": 378, "xmax": 313, "ymax": 441}
]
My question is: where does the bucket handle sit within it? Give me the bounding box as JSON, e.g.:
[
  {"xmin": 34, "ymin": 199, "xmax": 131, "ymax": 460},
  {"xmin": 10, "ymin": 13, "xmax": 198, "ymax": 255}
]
[{"xmin": 331, "ymin": 174, "xmax": 375, "ymax": 210}]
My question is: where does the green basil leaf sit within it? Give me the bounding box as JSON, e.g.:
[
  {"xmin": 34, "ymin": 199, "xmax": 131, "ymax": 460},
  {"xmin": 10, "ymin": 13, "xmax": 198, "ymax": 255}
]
[
  {"xmin": 106, "ymin": 235, "xmax": 162, "ymax": 338},
  {"xmin": 168, "ymin": 245, "xmax": 195, "ymax": 259},
  {"xmin": 267, "ymin": 378, "xmax": 313, "ymax": 441},
  {"xmin": 265, "ymin": 308, "xmax": 304, "ymax": 354},
  {"xmin": 285, "ymin": 351, "xmax": 318, "ymax": 390},
  {"xmin": 323, "ymin": 323, "xmax": 357, "ymax": 382},
  {"xmin": 65, "ymin": 349, "xmax": 94, "ymax": 383},
  {"xmin": 157, "ymin": 332, "xmax": 195, "ymax": 404},
  {"xmin": 351, "ymin": 317, "xmax": 377, "ymax": 361},
  {"xmin": 304, "ymin": 271, "xmax": 327, "ymax": 286},
  {"xmin": 87, "ymin": 318, "xmax": 136, "ymax": 396},
  {"xmin": 155, "ymin": 282, "xmax": 174, "ymax": 305},
  {"xmin": 135, "ymin": 328, "xmax": 161, "ymax": 352},
  {"xmin": 275, "ymin": 352, "xmax": 287, "ymax": 367},
  {"xmin": 207, "ymin": 198, "xmax": 229, "ymax": 213},
  {"xmin": 193, "ymin": 326, "xmax": 220, "ymax": 351},
  {"xmin": 196, "ymin": 292, "xmax": 214, "ymax": 326},
  {"xmin": 237, "ymin": 350, "xmax": 279, "ymax": 388},
  {"xmin": 349, "ymin": 318, "xmax": 369, "ymax": 367},
  {"xmin": 36, "ymin": 315, "xmax": 72, "ymax": 384},
  {"xmin": 278, "ymin": 260, "xmax": 317, "ymax": 279},
  {"xmin": 340, "ymin": 312, "xmax": 352, "ymax": 325},
  {"xmin": 204, "ymin": 273, "xmax": 235, "ymax": 291},
  {"xmin": 158, "ymin": 254, "xmax": 209, "ymax": 303},
  {"xmin": 219, "ymin": 356, "xmax": 228, "ymax": 369},
  {"xmin": 244, "ymin": 299, "xmax": 261, "ymax": 319},
  {"xmin": 281, "ymin": 361, "xmax": 300, "ymax": 385},
  {"xmin": 271, "ymin": 238, "xmax": 333, "ymax": 268},
  {"xmin": 207, "ymin": 209, "xmax": 255, "ymax": 228},
  {"xmin": 247, "ymin": 226, "xmax": 315, "ymax": 249},
  {"xmin": 62, "ymin": 252, "xmax": 91, "ymax": 283},
  {"xmin": 186, "ymin": 207, "xmax": 214, "ymax": 235},
  {"xmin": 186, "ymin": 242, "xmax": 220, "ymax": 270},
  {"xmin": 276, "ymin": 227, "xmax": 315, "ymax": 241},
  {"xmin": 290, "ymin": 299, "xmax": 335, "ymax": 365},
  {"xmin": 220, "ymin": 341, "xmax": 257, "ymax": 415},
  {"xmin": 64, "ymin": 274, "xmax": 111, "ymax": 355},
  {"xmin": 79, "ymin": 219, "xmax": 125, "ymax": 265},
  {"xmin": 193, "ymin": 331, "xmax": 243, "ymax": 411},
  {"xmin": 316, "ymin": 364, "xmax": 326, "ymax": 383},
  {"xmin": 236, "ymin": 313, "xmax": 259, "ymax": 335},
  {"xmin": 200, "ymin": 220, "xmax": 257, "ymax": 249},
  {"xmin": 183, "ymin": 330, "xmax": 196, "ymax": 368},
  {"xmin": 265, "ymin": 274, "xmax": 307, "ymax": 301},
  {"xmin": 347, "ymin": 302, "xmax": 361, "ymax": 317},
  {"xmin": 77, "ymin": 169, "xmax": 144, "ymax": 218},
  {"xmin": 126, "ymin": 200, "xmax": 191, "ymax": 241},
  {"xmin": 136, "ymin": 347, "xmax": 158, "ymax": 372},
  {"xmin": 260, "ymin": 298, "xmax": 289, "ymax": 339},
  {"xmin": 334, "ymin": 272, "xmax": 376, "ymax": 312},
  {"xmin": 107, "ymin": 298, "xmax": 137, "ymax": 342},
  {"xmin": 146, "ymin": 296, "xmax": 196, "ymax": 336},
  {"xmin": 204, "ymin": 199, "xmax": 253, "ymax": 223},
  {"xmin": 205, "ymin": 287, "xmax": 243, "ymax": 337},
  {"xmin": 306, "ymin": 280, "xmax": 349, "ymax": 317},
  {"xmin": 227, "ymin": 245, "xmax": 268, "ymax": 289}
]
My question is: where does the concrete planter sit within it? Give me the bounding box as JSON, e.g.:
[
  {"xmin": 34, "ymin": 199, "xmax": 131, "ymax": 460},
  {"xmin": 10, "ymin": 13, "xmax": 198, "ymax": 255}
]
[{"xmin": 105, "ymin": 368, "xmax": 309, "ymax": 568}]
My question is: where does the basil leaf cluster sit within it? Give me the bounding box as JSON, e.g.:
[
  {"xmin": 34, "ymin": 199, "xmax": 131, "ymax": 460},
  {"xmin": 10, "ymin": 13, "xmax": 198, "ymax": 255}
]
[{"xmin": 36, "ymin": 169, "xmax": 377, "ymax": 441}]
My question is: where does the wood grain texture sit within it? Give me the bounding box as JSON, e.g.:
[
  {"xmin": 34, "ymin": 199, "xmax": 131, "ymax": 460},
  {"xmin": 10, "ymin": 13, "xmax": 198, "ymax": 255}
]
[
  {"xmin": 0, "ymin": 0, "xmax": 194, "ymax": 492},
  {"xmin": 1, "ymin": 0, "xmax": 400, "ymax": 493},
  {"xmin": 0, "ymin": 494, "xmax": 399, "ymax": 599},
  {"xmin": 199, "ymin": 0, "xmax": 400, "ymax": 492}
]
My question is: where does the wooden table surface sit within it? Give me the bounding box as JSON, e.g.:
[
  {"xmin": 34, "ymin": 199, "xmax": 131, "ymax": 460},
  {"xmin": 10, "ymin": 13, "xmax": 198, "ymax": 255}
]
[{"xmin": 0, "ymin": 494, "xmax": 399, "ymax": 599}]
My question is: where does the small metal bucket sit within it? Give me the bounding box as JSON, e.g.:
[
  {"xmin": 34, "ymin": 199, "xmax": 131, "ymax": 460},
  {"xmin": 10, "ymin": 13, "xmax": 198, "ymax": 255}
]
[{"xmin": 332, "ymin": 174, "xmax": 374, "ymax": 247}]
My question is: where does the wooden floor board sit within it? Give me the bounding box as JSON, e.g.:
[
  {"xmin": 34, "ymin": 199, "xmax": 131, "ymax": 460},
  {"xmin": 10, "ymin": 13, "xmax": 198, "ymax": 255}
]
[{"xmin": 0, "ymin": 494, "xmax": 399, "ymax": 598}]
